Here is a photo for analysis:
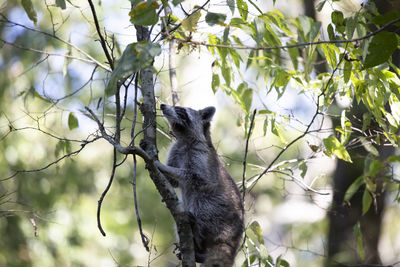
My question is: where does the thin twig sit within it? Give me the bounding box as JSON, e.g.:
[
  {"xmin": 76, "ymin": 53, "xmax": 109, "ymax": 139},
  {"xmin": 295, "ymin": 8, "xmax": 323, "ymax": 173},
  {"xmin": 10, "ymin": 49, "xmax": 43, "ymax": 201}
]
[
  {"xmin": 131, "ymin": 74, "xmax": 139, "ymax": 140},
  {"xmin": 0, "ymin": 15, "xmax": 110, "ymax": 71},
  {"xmin": 87, "ymin": 0, "xmax": 114, "ymax": 69},
  {"xmin": 154, "ymin": 0, "xmax": 211, "ymax": 42},
  {"xmin": 0, "ymin": 38, "xmax": 108, "ymax": 69},
  {"xmin": 1, "ymin": 138, "xmax": 99, "ymax": 182},
  {"xmin": 166, "ymin": 17, "xmax": 400, "ymax": 51},
  {"xmin": 247, "ymin": 43, "xmax": 349, "ymax": 190},
  {"xmin": 169, "ymin": 39, "xmax": 179, "ymax": 106},
  {"xmin": 132, "ymin": 154, "xmax": 150, "ymax": 251},
  {"xmin": 242, "ymin": 109, "xmax": 257, "ymax": 201},
  {"xmin": 97, "ymin": 148, "xmax": 117, "ymax": 236},
  {"xmin": 162, "ymin": 5, "xmax": 179, "ymax": 105}
]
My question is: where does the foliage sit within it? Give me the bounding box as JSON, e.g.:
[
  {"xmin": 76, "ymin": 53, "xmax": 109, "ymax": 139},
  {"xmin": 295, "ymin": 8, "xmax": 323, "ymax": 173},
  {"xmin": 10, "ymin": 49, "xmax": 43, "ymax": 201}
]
[{"xmin": 1, "ymin": 0, "xmax": 400, "ymax": 266}]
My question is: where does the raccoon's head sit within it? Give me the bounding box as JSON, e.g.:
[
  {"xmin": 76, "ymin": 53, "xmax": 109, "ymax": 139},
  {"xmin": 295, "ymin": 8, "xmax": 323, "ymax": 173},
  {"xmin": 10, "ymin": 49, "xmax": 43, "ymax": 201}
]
[{"xmin": 160, "ymin": 104, "xmax": 216, "ymax": 143}]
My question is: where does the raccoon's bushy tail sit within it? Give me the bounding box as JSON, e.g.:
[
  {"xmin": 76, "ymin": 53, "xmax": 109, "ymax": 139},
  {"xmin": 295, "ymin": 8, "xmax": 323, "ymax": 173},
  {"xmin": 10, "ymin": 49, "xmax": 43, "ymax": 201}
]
[{"xmin": 203, "ymin": 243, "xmax": 235, "ymax": 267}]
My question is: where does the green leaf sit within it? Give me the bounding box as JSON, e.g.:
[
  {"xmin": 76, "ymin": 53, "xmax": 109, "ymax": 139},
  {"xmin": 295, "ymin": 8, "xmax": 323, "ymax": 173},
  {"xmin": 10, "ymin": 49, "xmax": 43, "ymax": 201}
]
[
  {"xmin": 323, "ymin": 135, "xmax": 352, "ymax": 162},
  {"xmin": 172, "ymin": 0, "xmax": 184, "ymax": 5},
  {"xmin": 271, "ymin": 119, "xmax": 287, "ymax": 144},
  {"xmin": 68, "ymin": 112, "xmax": 79, "ymax": 130},
  {"xmin": 362, "ymin": 189, "xmax": 372, "ymax": 215},
  {"xmin": 344, "ymin": 176, "xmax": 364, "ymax": 202},
  {"xmin": 247, "ymin": 221, "xmax": 264, "ymax": 244},
  {"xmin": 241, "ymin": 88, "xmax": 253, "ymax": 113},
  {"xmin": 340, "ymin": 110, "xmax": 352, "ymax": 145},
  {"xmin": 241, "ymin": 255, "xmax": 257, "ymax": 267},
  {"xmin": 230, "ymin": 17, "xmax": 246, "ymax": 28},
  {"xmin": 231, "ymin": 84, "xmax": 253, "ymax": 113},
  {"xmin": 223, "ymin": 26, "xmax": 230, "ymax": 44},
  {"xmin": 299, "ymin": 160, "xmax": 307, "ymax": 178},
  {"xmin": 310, "ymin": 21, "xmax": 322, "ymax": 42},
  {"xmin": 387, "ymin": 155, "xmax": 400, "ymax": 162},
  {"xmin": 106, "ymin": 42, "xmax": 161, "ymax": 95},
  {"xmin": 366, "ymin": 159, "xmax": 384, "ymax": 178},
  {"xmin": 321, "ymin": 43, "xmax": 338, "ymax": 67},
  {"xmin": 364, "ymin": 31, "xmax": 398, "ymax": 69},
  {"xmin": 253, "ymin": 18, "xmax": 266, "ymax": 45},
  {"xmin": 65, "ymin": 140, "xmax": 71, "ymax": 154},
  {"xmin": 229, "ymin": 47, "xmax": 242, "ymax": 68},
  {"xmin": 56, "ymin": 0, "xmax": 66, "ymax": 9},
  {"xmin": 288, "ymin": 41, "xmax": 300, "ymax": 70},
  {"xmin": 55, "ymin": 140, "xmax": 71, "ymax": 157},
  {"xmin": 272, "ymin": 69, "xmax": 290, "ymax": 98},
  {"xmin": 362, "ymin": 112, "xmax": 371, "ymax": 132},
  {"xmin": 237, "ymin": 0, "xmax": 248, "ymax": 21},
  {"xmin": 331, "ymin": 11, "xmax": 344, "ymax": 26},
  {"xmin": 21, "ymin": 0, "xmax": 38, "ymax": 25},
  {"xmin": 259, "ymin": 244, "xmax": 269, "ymax": 261},
  {"xmin": 181, "ymin": 11, "xmax": 201, "ymax": 32},
  {"xmin": 327, "ymin": 23, "xmax": 336, "ymax": 40},
  {"xmin": 205, "ymin": 12, "xmax": 226, "ymax": 26},
  {"xmin": 227, "ymin": 0, "xmax": 235, "ymax": 14},
  {"xmin": 33, "ymin": 91, "xmax": 52, "ymax": 103},
  {"xmin": 211, "ymin": 74, "xmax": 220, "ymax": 93},
  {"xmin": 221, "ymin": 61, "xmax": 231, "ymax": 87},
  {"xmin": 55, "ymin": 140, "xmax": 65, "ymax": 157},
  {"xmin": 371, "ymin": 10, "xmax": 400, "ymax": 26},
  {"xmin": 277, "ymin": 255, "xmax": 290, "ymax": 267},
  {"xmin": 343, "ymin": 60, "xmax": 352, "ymax": 83},
  {"xmin": 129, "ymin": 1, "xmax": 159, "ymax": 26},
  {"xmin": 364, "ymin": 176, "xmax": 377, "ymax": 193},
  {"xmin": 354, "ymin": 222, "xmax": 365, "ymax": 260},
  {"xmin": 316, "ymin": 0, "xmax": 326, "ymax": 12},
  {"xmin": 360, "ymin": 137, "xmax": 379, "ymax": 156},
  {"xmin": 263, "ymin": 116, "xmax": 268, "ymax": 136},
  {"xmin": 346, "ymin": 16, "xmax": 357, "ymax": 39}
]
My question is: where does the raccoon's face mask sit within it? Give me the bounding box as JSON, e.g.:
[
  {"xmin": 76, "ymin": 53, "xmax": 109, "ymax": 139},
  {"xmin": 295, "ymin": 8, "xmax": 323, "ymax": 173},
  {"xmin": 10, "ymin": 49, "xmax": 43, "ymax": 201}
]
[{"xmin": 160, "ymin": 104, "xmax": 215, "ymax": 140}]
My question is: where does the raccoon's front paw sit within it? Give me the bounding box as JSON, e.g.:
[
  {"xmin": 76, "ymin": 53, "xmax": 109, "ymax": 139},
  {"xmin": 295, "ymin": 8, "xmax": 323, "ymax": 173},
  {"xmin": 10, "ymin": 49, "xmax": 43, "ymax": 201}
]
[{"xmin": 173, "ymin": 242, "xmax": 182, "ymax": 260}]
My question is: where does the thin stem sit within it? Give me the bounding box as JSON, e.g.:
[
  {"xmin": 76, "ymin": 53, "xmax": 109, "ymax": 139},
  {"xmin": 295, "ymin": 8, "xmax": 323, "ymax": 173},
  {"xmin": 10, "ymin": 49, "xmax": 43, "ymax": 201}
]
[
  {"xmin": 87, "ymin": 0, "xmax": 114, "ymax": 69},
  {"xmin": 166, "ymin": 17, "xmax": 400, "ymax": 51},
  {"xmin": 97, "ymin": 148, "xmax": 117, "ymax": 236},
  {"xmin": 242, "ymin": 109, "xmax": 257, "ymax": 201},
  {"xmin": 132, "ymin": 154, "xmax": 149, "ymax": 251}
]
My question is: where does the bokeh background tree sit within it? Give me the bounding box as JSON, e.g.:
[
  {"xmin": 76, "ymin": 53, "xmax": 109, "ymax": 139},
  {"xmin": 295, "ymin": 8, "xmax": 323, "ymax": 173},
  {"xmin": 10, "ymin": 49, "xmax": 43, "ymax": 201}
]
[{"xmin": 1, "ymin": 0, "xmax": 400, "ymax": 266}]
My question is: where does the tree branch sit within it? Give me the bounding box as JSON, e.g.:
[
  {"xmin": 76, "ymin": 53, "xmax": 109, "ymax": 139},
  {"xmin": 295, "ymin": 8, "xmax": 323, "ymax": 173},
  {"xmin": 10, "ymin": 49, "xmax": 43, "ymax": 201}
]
[
  {"xmin": 0, "ymin": 15, "xmax": 111, "ymax": 71},
  {"xmin": 247, "ymin": 44, "xmax": 349, "ymax": 190},
  {"xmin": 87, "ymin": 0, "xmax": 114, "ymax": 69},
  {"xmin": 132, "ymin": 154, "xmax": 150, "ymax": 251},
  {"xmin": 154, "ymin": 0, "xmax": 211, "ymax": 42},
  {"xmin": 1, "ymin": 137, "xmax": 99, "ymax": 182},
  {"xmin": 97, "ymin": 148, "xmax": 117, "ymax": 236},
  {"xmin": 165, "ymin": 17, "xmax": 400, "ymax": 51},
  {"xmin": 0, "ymin": 37, "xmax": 109, "ymax": 70},
  {"xmin": 135, "ymin": 17, "xmax": 195, "ymax": 265},
  {"xmin": 241, "ymin": 109, "xmax": 257, "ymax": 201}
]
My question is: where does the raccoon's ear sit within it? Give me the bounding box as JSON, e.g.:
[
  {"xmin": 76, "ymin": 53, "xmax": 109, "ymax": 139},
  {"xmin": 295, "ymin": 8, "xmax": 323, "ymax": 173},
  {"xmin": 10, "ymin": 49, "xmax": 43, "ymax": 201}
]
[{"xmin": 200, "ymin": 106, "xmax": 216, "ymax": 122}]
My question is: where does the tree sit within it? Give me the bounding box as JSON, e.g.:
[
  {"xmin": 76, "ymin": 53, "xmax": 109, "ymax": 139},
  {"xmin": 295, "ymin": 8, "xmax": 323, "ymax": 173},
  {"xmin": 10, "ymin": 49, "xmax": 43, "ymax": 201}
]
[
  {"xmin": 326, "ymin": 1, "xmax": 400, "ymax": 265},
  {"xmin": 1, "ymin": 0, "xmax": 400, "ymax": 266}
]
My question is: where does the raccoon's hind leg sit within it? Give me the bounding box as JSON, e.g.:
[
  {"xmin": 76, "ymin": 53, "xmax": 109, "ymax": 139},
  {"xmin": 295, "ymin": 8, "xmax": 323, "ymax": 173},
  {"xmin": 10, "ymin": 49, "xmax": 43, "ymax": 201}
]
[{"xmin": 187, "ymin": 212, "xmax": 207, "ymax": 263}]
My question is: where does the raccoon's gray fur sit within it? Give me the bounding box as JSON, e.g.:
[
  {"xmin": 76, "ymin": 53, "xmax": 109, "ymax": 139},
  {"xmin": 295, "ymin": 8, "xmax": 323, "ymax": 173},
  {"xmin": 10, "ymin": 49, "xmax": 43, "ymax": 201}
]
[{"xmin": 157, "ymin": 104, "xmax": 244, "ymax": 267}]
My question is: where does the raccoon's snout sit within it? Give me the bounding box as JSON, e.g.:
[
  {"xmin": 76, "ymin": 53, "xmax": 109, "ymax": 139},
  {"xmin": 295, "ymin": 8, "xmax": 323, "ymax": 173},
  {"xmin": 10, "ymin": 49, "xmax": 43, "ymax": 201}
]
[{"xmin": 160, "ymin": 104, "xmax": 173, "ymax": 117}]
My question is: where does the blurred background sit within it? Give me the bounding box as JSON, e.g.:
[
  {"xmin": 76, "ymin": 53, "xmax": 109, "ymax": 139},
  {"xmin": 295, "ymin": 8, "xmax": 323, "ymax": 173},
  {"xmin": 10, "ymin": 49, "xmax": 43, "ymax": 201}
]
[{"xmin": 0, "ymin": 0, "xmax": 400, "ymax": 266}]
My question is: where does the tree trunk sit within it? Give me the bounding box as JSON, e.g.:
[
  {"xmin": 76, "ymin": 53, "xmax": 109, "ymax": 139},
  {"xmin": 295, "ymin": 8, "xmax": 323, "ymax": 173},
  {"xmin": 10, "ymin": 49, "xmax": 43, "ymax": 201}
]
[{"xmin": 134, "ymin": 23, "xmax": 196, "ymax": 266}]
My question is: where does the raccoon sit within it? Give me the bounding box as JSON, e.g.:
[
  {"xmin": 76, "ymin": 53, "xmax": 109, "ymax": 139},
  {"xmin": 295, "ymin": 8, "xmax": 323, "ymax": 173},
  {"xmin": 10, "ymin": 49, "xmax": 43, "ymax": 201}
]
[{"xmin": 156, "ymin": 104, "xmax": 244, "ymax": 267}]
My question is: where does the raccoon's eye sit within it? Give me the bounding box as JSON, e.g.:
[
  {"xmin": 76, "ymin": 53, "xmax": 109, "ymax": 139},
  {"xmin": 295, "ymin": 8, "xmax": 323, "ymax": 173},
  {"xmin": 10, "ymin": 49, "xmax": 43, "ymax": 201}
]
[{"xmin": 172, "ymin": 123, "xmax": 185, "ymax": 132}]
